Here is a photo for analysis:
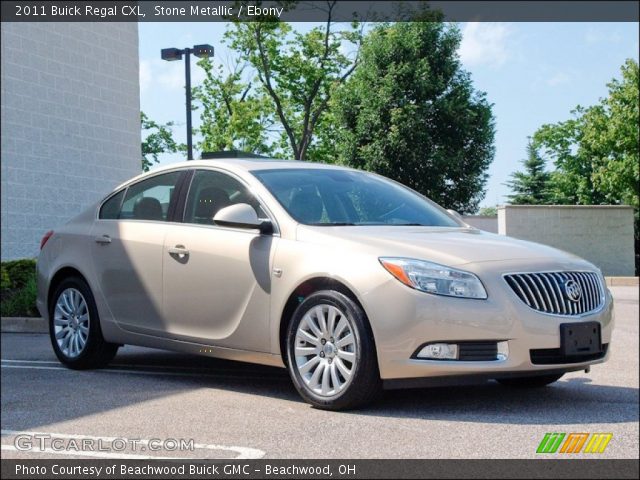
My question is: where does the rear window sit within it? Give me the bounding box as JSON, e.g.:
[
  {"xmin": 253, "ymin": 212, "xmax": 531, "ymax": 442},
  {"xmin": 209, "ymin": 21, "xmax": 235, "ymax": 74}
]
[
  {"xmin": 99, "ymin": 190, "xmax": 125, "ymax": 219},
  {"xmin": 98, "ymin": 171, "xmax": 182, "ymax": 221}
]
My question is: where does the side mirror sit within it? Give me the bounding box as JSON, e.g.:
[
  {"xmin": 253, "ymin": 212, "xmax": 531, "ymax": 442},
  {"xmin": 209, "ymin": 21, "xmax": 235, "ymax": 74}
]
[{"xmin": 213, "ymin": 203, "xmax": 273, "ymax": 235}]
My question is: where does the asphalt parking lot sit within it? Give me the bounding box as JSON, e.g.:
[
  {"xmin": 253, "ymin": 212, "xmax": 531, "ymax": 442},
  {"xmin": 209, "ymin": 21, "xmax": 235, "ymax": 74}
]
[{"xmin": 1, "ymin": 286, "xmax": 638, "ymax": 459}]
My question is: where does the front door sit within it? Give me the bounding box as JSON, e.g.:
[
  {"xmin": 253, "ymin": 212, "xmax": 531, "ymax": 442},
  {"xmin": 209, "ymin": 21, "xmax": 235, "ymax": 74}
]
[{"xmin": 162, "ymin": 169, "xmax": 277, "ymax": 352}]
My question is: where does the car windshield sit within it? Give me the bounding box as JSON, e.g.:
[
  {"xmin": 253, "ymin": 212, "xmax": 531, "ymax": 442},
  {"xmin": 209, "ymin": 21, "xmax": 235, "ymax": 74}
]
[{"xmin": 252, "ymin": 168, "xmax": 459, "ymax": 227}]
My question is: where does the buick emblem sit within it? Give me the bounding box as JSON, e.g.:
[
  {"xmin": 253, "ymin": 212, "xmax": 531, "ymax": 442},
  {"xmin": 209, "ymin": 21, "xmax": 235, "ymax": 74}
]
[{"xmin": 564, "ymin": 279, "xmax": 582, "ymax": 302}]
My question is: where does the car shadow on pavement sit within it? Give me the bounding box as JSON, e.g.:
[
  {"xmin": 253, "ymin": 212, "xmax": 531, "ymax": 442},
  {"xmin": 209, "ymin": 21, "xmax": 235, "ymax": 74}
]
[
  {"xmin": 132, "ymin": 347, "xmax": 638, "ymax": 422},
  {"xmin": 87, "ymin": 349, "xmax": 640, "ymax": 426},
  {"xmin": 2, "ymin": 338, "xmax": 637, "ymax": 432},
  {"xmin": 356, "ymin": 379, "xmax": 639, "ymax": 425}
]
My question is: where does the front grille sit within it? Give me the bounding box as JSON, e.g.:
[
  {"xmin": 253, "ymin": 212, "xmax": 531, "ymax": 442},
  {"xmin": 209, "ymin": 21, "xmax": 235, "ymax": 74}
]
[
  {"xmin": 504, "ymin": 271, "xmax": 604, "ymax": 316},
  {"xmin": 458, "ymin": 342, "xmax": 498, "ymax": 361},
  {"xmin": 530, "ymin": 343, "xmax": 608, "ymax": 365}
]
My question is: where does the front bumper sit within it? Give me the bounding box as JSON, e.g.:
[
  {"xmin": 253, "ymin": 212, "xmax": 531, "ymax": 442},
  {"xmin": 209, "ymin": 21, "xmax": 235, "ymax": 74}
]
[{"xmin": 362, "ymin": 259, "xmax": 614, "ymax": 380}]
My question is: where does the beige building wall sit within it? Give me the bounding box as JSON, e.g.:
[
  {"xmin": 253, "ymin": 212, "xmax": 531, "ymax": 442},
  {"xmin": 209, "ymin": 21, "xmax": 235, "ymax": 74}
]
[
  {"xmin": 1, "ymin": 23, "xmax": 140, "ymax": 260},
  {"xmin": 497, "ymin": 205, "xmax": 635, "ymax": 276},
  {"xmin": 462, "ymin": 215, "xmax": 498, "ymax": 233}
]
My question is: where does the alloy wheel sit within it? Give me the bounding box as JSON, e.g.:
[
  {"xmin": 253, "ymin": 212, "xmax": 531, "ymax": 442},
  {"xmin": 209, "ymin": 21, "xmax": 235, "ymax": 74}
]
[
  {"xmin": 54, "ymin": 288, "xmax": 90, "ymax": 358},
  {"xmin": 294, "ymin": 304, "xmax": 357, "ymax": 397}
]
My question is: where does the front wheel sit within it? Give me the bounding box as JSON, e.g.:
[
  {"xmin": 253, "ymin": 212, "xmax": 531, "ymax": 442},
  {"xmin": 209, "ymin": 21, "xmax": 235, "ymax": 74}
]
[
  {"xmin": 49, "ymin": 276, "xmax": 119, "ymax": 369},
  {"xmin": 286, "ymin": 290, "xmax": 381, "ymax": 410},
  {"xmin": 496, "ymin": 373, "xmax": 564, "ymax": 388}
]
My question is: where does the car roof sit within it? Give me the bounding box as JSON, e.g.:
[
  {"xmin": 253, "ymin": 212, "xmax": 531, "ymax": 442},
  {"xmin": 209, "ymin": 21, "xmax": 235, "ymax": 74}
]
[
  {"xmin": 116, "ymin": 158, "xmax": 354, "ymax": 190},
  {"xmin": 177, "ymin": 157, "xmax": 347, "ymax": 171}
]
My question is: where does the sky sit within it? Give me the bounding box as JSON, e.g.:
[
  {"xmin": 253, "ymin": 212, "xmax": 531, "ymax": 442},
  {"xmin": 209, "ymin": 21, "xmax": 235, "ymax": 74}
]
[{"xmin": 139, "ymin": 21, "xmax": 639, "ymax": 209}]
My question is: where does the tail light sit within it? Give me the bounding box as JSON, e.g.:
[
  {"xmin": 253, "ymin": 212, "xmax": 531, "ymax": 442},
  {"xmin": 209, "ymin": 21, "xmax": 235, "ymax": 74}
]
[{"xmin": 40, "ymin": 230, "xmax": 54, "ymax": 250}]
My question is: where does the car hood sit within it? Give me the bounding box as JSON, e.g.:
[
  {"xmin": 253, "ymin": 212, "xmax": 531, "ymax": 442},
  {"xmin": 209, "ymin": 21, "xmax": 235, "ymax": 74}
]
[{"xmin": 296, "ymin": 225, "xmax": 586, "ymax": 267}]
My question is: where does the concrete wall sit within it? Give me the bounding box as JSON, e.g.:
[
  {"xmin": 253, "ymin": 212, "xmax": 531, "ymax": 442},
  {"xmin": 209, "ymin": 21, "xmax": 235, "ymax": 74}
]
[
  {"xmin": 462, "ymin": 215, "xmax": 498, "ymax": 233},
  {"xmin": 498, "ymin": 205, "xmax": 635, "ymax": 276},
  {"xmin": 1, "ymin": 23, "xmax": 140, "ymax": 260}
]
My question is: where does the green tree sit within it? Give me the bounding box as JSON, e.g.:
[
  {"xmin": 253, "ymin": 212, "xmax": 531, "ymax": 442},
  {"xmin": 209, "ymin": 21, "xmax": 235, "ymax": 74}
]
[
  {"xmin": 333, "ymin": 22, "xmax": 495, "ymax": 213},
  {"xmin": 533, "ymin": 59, "xmax": 639, "ymax": 210},
  {"xmin": 193, "ymin": 58, "xmax": 276, "ymax": 156},
  {"xmin": 505, "ymin": 141, "xmax": 552, "ymax": 204},
  {"xmin": 478, "ymin": 206, "xmax": 498, "ymax": 216},
  {"xmin": 140, "ymin": 112, "xmax": 184, "ymax": 171},
  {"xmin": 225, "ymin": 3, "xmax": 362, "ymax": 160},
  {"xmin": 533, "ymin": 59, "xmax": 639, "ymax": 273}
]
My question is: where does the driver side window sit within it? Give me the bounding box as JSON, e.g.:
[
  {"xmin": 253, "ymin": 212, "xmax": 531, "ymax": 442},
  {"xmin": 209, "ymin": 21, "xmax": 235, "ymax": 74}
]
[{"xmin": 184, "ymin": 170, "xmax": 266, "ymax": 225}]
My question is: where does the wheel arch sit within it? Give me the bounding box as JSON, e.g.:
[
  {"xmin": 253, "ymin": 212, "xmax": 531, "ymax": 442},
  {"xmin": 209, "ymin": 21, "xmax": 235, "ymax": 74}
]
[
  {"xmin": 278, "ymin": 276, "xmax": 373, "ymax": 366},
  {"xmin": 47, "ymin": 266, "xmax": 90, "ymax": 314}
]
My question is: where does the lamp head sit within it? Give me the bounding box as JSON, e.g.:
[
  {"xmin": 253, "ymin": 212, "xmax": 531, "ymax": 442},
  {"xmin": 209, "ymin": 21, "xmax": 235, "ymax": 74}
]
[
  {"xmin": 193, "ymin": 44, "xmax": 214, "ymax": 58},
  {"xmin": 161, "ymin": 48, "xmax": 183, "ymax": 61}
]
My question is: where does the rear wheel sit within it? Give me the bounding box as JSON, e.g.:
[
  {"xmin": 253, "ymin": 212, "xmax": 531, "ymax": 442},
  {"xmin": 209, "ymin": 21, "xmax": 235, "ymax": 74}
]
[
  {"xmin": 286, "ymin": 290, "xmax": 381, "ymax": 410},
  {"xmin": 49, "ymin": 276, "xmax": 119, "ymax": 369},
  {"xmin": 496, "ymin": 373, "xmax": 564, "ymax": 388}
]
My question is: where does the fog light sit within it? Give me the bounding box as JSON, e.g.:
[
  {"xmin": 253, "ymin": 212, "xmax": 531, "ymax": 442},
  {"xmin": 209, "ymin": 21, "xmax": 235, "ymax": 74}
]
[
  {"xmin": 497, "ymin": 341, "xmax": 509, "ymax": 361},
  {"xmin": 417, "ymin": 343, "xmax": 458, "ymax": 360}
]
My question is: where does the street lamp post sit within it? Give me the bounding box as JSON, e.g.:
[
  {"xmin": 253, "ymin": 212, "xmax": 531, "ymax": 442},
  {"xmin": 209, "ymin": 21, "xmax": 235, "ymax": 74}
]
[{"xmin": 161, "ymin": 44, "xmax": 214, "ymax": 160}]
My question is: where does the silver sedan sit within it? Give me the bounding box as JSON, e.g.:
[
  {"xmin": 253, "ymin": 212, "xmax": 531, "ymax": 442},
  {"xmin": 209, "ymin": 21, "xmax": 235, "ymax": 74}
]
[{"xmin": 37, "ymin": 158, "xmax": 613, "ymax": 410}]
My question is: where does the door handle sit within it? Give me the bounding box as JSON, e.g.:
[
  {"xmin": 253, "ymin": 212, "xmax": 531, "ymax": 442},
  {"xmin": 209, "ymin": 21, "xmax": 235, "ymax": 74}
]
[
  {"xmin": 168, "ymin": 245, "xmax": 189, "ymax": 256},
  {"xmin": 95, "ymin": 235, "xmax": 111, "ymax": 244}
]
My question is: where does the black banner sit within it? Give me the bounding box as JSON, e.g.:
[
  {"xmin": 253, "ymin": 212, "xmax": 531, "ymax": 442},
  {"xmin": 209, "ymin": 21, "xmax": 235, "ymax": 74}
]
[
  {"xmin": 1, "ymin": 459, "xmax": 639, "ymax": 479},
  {"xmin": 0, "ymin": 1, "xmax": 638, "ymax": 22}
]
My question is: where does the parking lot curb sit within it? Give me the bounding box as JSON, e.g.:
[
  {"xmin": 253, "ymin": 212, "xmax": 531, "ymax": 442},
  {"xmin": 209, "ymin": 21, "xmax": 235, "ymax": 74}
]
[
  {"xmin": 1, "ymin": 317, "xmax": 47, "ymax": 333},
  {"xmin": 605, "ymin": 276, "xmax": 639, "ymax": 286}
]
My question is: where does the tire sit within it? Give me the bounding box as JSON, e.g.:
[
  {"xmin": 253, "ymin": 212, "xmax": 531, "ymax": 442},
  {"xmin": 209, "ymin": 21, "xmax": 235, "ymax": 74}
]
[
  {"xmin": 496, "ymin": 373, "xmax": 564, "ymax": 388},
  {"xmin": 49, "ymin": 276, "xmax": 119, "ymax": 369},
  {"xmin": 286, "ymin": 290, "xmax": 381, "ymax": 410}
]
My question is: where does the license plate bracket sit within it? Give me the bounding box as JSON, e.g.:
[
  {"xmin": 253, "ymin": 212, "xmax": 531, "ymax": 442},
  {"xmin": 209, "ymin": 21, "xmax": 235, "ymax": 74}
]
[{"xmin": 560, "ymin": 322, "xmax": 601, "ymax": 356}]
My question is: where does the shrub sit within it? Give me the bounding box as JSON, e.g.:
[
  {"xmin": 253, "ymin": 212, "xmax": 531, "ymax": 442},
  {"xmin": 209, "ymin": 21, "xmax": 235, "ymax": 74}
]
[
  {"xmin": 1, "ymin": 258, "xmax": 38, "ymax": 317},
  {"xmin": 2, "ymin": 259, "xmax": 37, "ymax": 290},
  {"xmin": 0, "ymin": 266, "xmax": 10, "ymax": 290}
]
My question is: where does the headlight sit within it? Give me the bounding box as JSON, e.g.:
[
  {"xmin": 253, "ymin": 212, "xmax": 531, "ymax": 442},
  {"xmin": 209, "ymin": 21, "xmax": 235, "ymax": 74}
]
[{"xmin": 379, "ymin": 257, "xmax": 487, "ymax": 299}]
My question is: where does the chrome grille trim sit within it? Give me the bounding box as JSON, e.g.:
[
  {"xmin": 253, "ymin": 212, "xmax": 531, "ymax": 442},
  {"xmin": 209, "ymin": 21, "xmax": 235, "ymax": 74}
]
[{"xmin": 504, "ymin": 271, "xmax": 604, "ymax": 317}]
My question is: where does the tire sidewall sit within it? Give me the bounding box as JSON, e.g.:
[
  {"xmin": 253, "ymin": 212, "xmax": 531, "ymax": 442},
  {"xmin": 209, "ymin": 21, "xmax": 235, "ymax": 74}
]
[
  {"xmin": 286, "ymin": 290, "xmax": 378, "ymax": 409},
  {"xmin": 49, "ymin": 277, "xmax": 104, "ymax": 368}
]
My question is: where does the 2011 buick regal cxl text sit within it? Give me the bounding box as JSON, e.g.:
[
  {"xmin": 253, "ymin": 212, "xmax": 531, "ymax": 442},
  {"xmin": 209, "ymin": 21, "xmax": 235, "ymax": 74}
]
[{"xmin": 36, "ymin": 158, "xmax": 613, "ymax": 410}]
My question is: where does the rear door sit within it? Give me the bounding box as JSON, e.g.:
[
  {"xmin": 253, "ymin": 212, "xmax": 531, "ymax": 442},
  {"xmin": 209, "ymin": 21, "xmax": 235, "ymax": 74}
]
[{"xmin": 90, "ymin": 170, "xmax": 184, "ymax": 334}]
